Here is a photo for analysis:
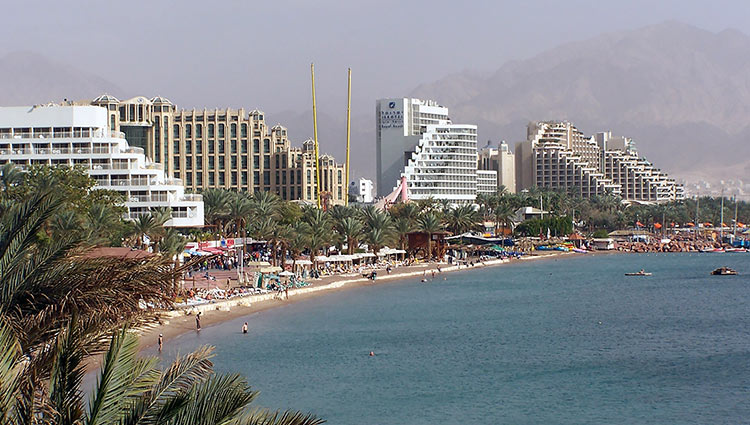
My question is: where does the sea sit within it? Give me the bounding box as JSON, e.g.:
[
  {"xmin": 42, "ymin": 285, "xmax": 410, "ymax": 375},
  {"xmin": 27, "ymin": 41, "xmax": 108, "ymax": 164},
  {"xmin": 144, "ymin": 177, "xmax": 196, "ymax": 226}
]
[{"xmin": 154, "ymin": 253, "xmax": 750, "ymax": 424}]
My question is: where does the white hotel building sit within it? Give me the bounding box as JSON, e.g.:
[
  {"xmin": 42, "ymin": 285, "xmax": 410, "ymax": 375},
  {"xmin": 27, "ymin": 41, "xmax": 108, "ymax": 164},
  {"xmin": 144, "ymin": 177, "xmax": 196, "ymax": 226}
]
[
  {"xmin": 376, "ymin": 98, "xmax": 492, "ymax": 203},
  {"xmin": 0, "ymin": 104, "xmax": 204, "ymax": 226}
]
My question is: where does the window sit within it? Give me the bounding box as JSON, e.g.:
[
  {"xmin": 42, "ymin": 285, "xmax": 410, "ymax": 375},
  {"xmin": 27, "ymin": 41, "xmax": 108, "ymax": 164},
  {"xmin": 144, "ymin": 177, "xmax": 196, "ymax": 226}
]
[
  {"xmin": 275, "ymin": 156, "xmax": 279, "ymax": 168},
  {"xmin": 253, "ymin": 171, "xmax": 260, "ymax": 185},
  {"xmin": 218, "ymin": 124, "xmax": 225, "ymax": 139},
  {"xmin": 173, "ymin": 157, "xmax": 180, "ymax": 170},
  {"xmin": 218, "ymin": 142, "xmax": 225, "ymax": 154},
  {"xmin": 209, "ymin": 172, "xmax": 215, "ymax": 185},
  {"xmin": 196, "ymin": 123, "xmax": 202, "ymax": 139},
  {"xmin": 208, "ymin": 124, "xmax": 215, "ymax": 138},
  {"xmin": 253, "ymin": 139, "xmax": 260, "ymax": 152},
  {"xmin": 196, "ymin": 172, "xmax": 203, "ymax": 186},
  {"xmin": 241, "ymin": 157, "xmax": 247, "ymax": 169},
  {"xmin": 241, "ymin": 140, "xmax": 248, "ymax": 153},
  {"xmin": 241, "ymin": 123, "xmax": 247, "ymax": 137},
  {"xmin": 196, "ymin": 156, "xmax": 202, "ymax": 170},
  {"xmin": 231, "ymin": 173, "xmax": 237, "ymax": 185},
  {"xmin": 208, "ymin": 157, "xmax": 215, "ymax": 170},
  {"xmin": 186, "ymin": 172, "xmax": 192, "ymax": 184},
  {"xmin": 263, "ymin": 171, "xmax": 270, "ymax": 185},
  {"xmin": 173, "ymin": 124, "xmax": 179, "ymax": 139},
  {"xmin": 129, "ymin": 104, "xmax": 135, "ymax": 120},
  {"xmin": 263, "ymin": 139, "xmax": 270, "ymax": 153},
  {"xmin": 275, "ymin": 171, "xmax": 279, "ymax": 185},
  {"xmin": 195, "ymin": 139, "xmax": 202, "ymax": 154},
  {"xmin": 282, "ymin": 170, "xmax": 287, "ymax": 185},
  {"xmin": 338, "ymin": 170, "xmax": 342, "ymax": 184},
  {"xmin": 263, "ymin": 156, "xmax": 270, "ymax": 168},
  {"xmin": 231, "ymin": 140, "xmax": 237, "ymax": 153},
  {"xmin": 231, "ymin": 156, "xmax": 237, "ymax": 169},
  {"xmin": 241, "ymin": 172, "xmax": 248, "ymax": 185},
  {"xmin": 208, "ymin": 142, "xmax": 215, "ymax": 155},
  {"xmin": 219, "ymin": 156, "xmax": 225, "ymax": 170},
  {"xmin": 253, "ymin": 156, "xmax": 260, "ymax": 169},
  {"xmin": 186, "ymin": 123, "xmax": 192, "ymax": 139},
  {"xmin": 186, "ymin": 159, "xmax": 192, "ymax": 170},
  {"xmin": 306, "ymin": 170, "xmax": 311, "ymax": 184},
  {"xmin": 185, "ymin": 141, "xmax": 192, "ymax": 155},
  {"xmin": 219, "ymin": 173, "xmax": 225, "ymax": 186},
  {"xmin": 119, "ymin": 106, "xmax": 125, "ymax": 121},
  {"xmin": 231, "ymin": 123, "xmax": 237, "ymax": 138},
  {"xmin": 290, "ymin": 170, "xmax": 295, "ymax": 184}
]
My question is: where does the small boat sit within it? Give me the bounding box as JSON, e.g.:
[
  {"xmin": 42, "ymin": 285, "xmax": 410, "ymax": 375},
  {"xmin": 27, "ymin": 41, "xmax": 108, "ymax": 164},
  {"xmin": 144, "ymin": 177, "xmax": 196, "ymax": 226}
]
[
  {"xmin": 725, "ymin": 248, "xmax": 747, "ymax": 253},
  {"xmin": 625, "ymin": 270, "xmax": 652, "ymax": 276},
  {"xmin": 700, "ymin": 248, "xmax": 725, "ymax": 253},
  {"xmin": 711, "ymin": 267, "xmax": 738, "ymax": 276}
]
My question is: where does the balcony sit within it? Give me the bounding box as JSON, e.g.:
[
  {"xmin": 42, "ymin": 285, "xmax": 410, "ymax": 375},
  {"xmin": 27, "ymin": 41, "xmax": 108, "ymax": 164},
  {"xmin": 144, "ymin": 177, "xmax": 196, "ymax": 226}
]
[{"xmin": 0, "ymin": 129, "xmax": 125, "ymax": 140}]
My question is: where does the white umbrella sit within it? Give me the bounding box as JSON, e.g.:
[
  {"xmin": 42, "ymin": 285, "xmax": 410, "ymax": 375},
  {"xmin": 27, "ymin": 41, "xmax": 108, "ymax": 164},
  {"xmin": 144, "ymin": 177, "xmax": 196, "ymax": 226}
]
[{"xmin": 279, "ymin": 270, "xmax": 294, "ymax": 277}]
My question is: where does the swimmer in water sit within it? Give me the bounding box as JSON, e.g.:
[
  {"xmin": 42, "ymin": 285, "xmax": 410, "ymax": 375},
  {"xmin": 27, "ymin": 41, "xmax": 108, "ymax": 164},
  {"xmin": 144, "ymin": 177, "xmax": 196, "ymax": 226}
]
[
  {"xmin": 242, "ymin": 322, "xmax": 248, "ymax": 334},
  {"xmin": 369, "ymin": 351, "xmax": 375, "ymax": 356}
]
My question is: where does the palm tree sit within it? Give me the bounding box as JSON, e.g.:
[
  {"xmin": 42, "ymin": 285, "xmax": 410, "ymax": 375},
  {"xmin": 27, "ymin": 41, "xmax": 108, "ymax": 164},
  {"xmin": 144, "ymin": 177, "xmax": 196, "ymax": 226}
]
[
  {"xmin": 0, "ymin": 163, "xmax": 23, "ymax": 193},
  {"xmin": 493, "ymin": 204, "xmax": 515, "ymax": 237},
  {"xmin": 417, "ymin": 213, "xmax": 442, "ymax": 261},
  {"xmin": 0, "ymin": 321, "xmax": 324, "ymax": 425},
  {"xmin": 160, "ymin": 228, "xmax": 187, "ymax": 294},
  {"xmin": 336, "ymin": 216, "xmax": 363, "ymax": 255},
  {"xmin": 302, "ymin": 208, "xmax": 331, "ymax": 268},
  {"xmin": 202, "ymin": 188, "xmax": 230, "ymax": 234},
  {"xmin": 286, "ymin": 222, "xmax": 311, "ymax": 273},
  {"xmin": 393, "ymin": 217, "xmax": 414, "ymax": 250},
  {"xmin": 227, "ymin": 192, "xmax": 253, "ymax": 237},
  {"xmin": 443, "ymin": 205, "xmax": 479, "ymax": 235},
  {"xmin": 133, "ymin": 214, "xmax": 159, "ymax": 250}
]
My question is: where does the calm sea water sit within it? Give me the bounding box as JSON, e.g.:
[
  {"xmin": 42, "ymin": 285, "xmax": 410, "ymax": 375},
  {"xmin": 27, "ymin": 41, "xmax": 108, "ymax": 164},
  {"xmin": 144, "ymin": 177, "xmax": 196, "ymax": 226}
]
[{"xmin": 157, "ymin": 253, "xmax": 750, "ymax": 424}]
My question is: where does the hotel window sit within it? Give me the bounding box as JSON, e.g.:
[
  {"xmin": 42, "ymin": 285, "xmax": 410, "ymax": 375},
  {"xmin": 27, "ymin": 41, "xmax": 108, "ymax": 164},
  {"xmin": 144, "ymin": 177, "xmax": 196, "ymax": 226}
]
[
  {"xmin": 196, "ymin": 172, "xmax": 203, "ymax": 186},
  {"xmin": 275, "ymin": 156, "xmax": 279, "ymax": 168},
  {"xmin": 253, "ymin": 156, "xmax": 260, "ymax": 169},
  {"xmin": 195, "ymin": 139, "xmax": 202, "ymax": 154},
  {"xmin": 173, "ymin": 157, "xmax": 180, "ymax": 170},
  {"xmin": 338, "ymin": 170, "xmax": 342, "ymax": 184},
  {"xmin": 196, "ymin": 156, "xmax": 202, "ymax": 170},
  {"xmin": 253, "ymin": 139, "xmax": 260, "ymax": 152},
  {"xmin": 241, "ymin": 157, "xmax": 247, "ymax": 169},
  {"xmin": 218, "ymin": 124, "xmax": 225, "ymax": 139},
  {"xmin": 129, "ymin": 105, "xmax": 135, "ymax": 120},
  {"xmin": 263, "ymin": 139, "xmax": 270, "ymax": 153},
  {"xmin": 119, "ymin": 106, "xmax": 125, "ymax": 121},
  {"xmin": 173, "ymin": 141, "xmax": 179, "ymax": 153},
  {"xmin": 231, "ymin": 123, "xmax": 237, "ymax": 138},
  {"xmin": 231, "ymin": 156, "xmax": 237, "ymax": 169},
  {"xmin": 219, "ymin": 173, "xmax": 225, "ymax": 186},
  {"xmin": 186, "ymin": 172, "xmax": 192, "ymax": 184},
  {"xmin": 306, "ymin": 170, "xmax": 311, "ymax": 184},
  {"xmin": 196, "ymin": 123, "xmax": 202, "ymax": 139},
  {"xmin": 231, "ymin": 173, "xmax": 237, "ymax": 185},
  {"xmin": 263, "ymin": 171, "xmax": 270, "ymax": 185},
  {"xmin": 241, "ymin": 123, "xmax": 247, "ymax": 137},
  {"xmin": 263, "ymin": 156, "xmax": 270, "ymax": 168},
  {"xmin": 208, "ymin": 157, "xmax": 215, "ymax": 170},
  {"xmin": 218, "ymin": 156, "xmax": 225, "ymax": 170},
  {"xmin": 290, "ymin": 186, "xmax": 295, "ymax": 199},
  {"xmin": 253, "ymin": 171, "xmax": 259, "ymax": 184},
  {"xmin": 209, "ymin": 172, "xmax": 215, "ymax": 186},
  {"xmin": 186, "ymin": 159, "xmax": 192, "ymax": 170},
  {"xmin": 241, "ymin": 172, "xmax": 248, "ymax": 185},
  {"xmin": 275, "ymin": 171, "xmax": 279, "ymax": 185},
  {"xmin": 231, "ymin": 140, "xmax": 237, "ymax": 153},
  {"xmin": 218, "ymin": 142, "xmax": 225, "ymax": 154},
  {"xmin": 282, "ymin": 171, "xmax": 287, "ymax": 185},
  {"xmin": 208, "ymin": 142, "xmax": 215, "ymax": 155},
  {"xmin": 185, "ymin": 141, "xmax": 192, "ymax": 155},
  {"xmin": 290, "ymin": 170, "xmax": 295, "ymax": 184},
  {"xmin": 241, "ymin": 140, "xmax": 248, "ymax": 153},
  {"xmin": 208, "ymin": 124, "xmax": 215, "ymax": 138},
  {"xmin": 186, "ymin": 124, "xmax": 192, "ymax": 139}
]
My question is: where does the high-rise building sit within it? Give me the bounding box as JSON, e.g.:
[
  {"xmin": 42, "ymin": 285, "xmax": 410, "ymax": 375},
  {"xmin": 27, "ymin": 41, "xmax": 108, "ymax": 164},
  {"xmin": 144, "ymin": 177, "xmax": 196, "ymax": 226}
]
[
  {"xmin": 91, "ymin": 95, "xmax": 346, "ymax": 205},
  {"xmin": 376, "ymin": 98, "xmax": 479, "ymax": 203},
  {"xmin": 0, "ymin": 104, "xmax": 204, "ymax": 226},
  {"xmin": 515, "ymin": 121, "xmax": 684, "ymax": 202},
  {"xmin": 478, "ymin": 141, "xmax": 515, "ymax": 193}
]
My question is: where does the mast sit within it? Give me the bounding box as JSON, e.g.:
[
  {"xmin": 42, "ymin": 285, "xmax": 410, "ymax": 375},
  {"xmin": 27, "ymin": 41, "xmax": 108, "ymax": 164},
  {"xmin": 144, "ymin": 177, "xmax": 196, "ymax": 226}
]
[
  {"xmin": 345, "ymin": 68, "xmax": 352, "ymax": 206},
  {"xmin": 734, "ymin": 194, "xmax": 738, "ymax": 238},
  {"xmin": 695, "ymin": 197, "xmax": 699, "ymax": 242},
  {"xmin": 720, "ymin": 189, "xmax": 724, "ymax": 242},
  {"xmin": 311, "ymin": 63, "xmax": 322, "ymax": 208}
]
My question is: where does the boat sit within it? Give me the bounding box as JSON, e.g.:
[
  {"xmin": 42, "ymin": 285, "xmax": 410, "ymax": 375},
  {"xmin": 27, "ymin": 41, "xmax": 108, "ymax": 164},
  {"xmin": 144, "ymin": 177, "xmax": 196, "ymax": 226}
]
[
  {"xmin": 711, "ymin": 267, "xmax": 738, "ymax": 276},
  {"xmin": 700, "ymin": 248, "xmax": 725, "ymax": 253},
  {"xmin": 625, "ymin": 270, "xmax": 652, "ymax": 276},
  {"xmin": 725, "ymin": 248, "xmax": 747, "ymax": 253}
]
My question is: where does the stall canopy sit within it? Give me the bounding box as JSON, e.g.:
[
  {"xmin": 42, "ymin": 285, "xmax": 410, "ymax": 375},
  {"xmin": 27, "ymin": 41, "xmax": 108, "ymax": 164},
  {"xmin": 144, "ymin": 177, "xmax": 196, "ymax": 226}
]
[{"xmin": 285, "ymin": 259, "xmax": 313, "ymax": 265}]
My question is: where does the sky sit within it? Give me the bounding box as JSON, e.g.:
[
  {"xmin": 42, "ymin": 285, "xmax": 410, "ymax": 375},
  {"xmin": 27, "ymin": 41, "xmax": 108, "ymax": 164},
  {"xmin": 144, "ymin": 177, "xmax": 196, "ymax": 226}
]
[{"xmin": 4, "ymin": 0, "xmax": 748, "ymax": 115}]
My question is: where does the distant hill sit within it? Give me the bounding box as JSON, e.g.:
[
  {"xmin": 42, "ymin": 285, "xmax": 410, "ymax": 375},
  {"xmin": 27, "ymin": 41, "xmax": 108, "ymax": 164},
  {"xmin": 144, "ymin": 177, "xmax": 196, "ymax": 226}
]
[
  {"xmin": 0, "ymin": 51, "xmax": 122, "ymax": 106},
  {"xmin": 411, "ymin": 21, "xmax": 750, "ymax": 181}
]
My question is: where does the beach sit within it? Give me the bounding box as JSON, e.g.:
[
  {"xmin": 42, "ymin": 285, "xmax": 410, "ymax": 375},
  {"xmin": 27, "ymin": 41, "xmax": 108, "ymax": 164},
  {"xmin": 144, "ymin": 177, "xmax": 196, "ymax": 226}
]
[{"xmin": 139, "ymin": 251, "xmax": 576, "ymax": 351}]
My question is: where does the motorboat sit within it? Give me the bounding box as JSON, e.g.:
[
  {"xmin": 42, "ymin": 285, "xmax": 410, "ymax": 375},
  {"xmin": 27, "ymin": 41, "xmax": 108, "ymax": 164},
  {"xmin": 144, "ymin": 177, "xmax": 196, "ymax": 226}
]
[
  {"xmin": 711, "ymin": 267, "xmax": 738, "ymax": 276},
  {"xmin": 625, "ymin": 270, "xmax": 652, "ymax": 276}
]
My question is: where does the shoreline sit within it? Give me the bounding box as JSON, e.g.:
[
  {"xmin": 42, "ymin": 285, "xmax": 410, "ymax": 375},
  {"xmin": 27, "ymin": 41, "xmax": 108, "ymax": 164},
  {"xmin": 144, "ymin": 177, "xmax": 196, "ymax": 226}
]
[{"xmin": 138, "ymin": 251, "xmax": 582, "ymax": 351}]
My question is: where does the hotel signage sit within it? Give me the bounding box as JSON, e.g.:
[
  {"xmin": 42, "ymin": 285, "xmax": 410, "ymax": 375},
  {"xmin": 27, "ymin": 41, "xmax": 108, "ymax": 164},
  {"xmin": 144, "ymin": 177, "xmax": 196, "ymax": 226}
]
[{"xmin": 379, "ymin": 101, "xmax": 403, "ymax": 129}]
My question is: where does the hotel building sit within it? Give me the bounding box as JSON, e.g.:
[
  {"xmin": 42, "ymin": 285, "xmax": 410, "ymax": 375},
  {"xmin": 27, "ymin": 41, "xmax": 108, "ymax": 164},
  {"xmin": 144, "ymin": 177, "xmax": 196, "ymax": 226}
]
[
  {"xmin": 515, "ymin": 121, "xmax": 684, "ymax": 202},
  {"xmin": 0, "ymin": 104, "xmax": 204, "ymax": 226},
  {"xmin": 91, "ymin": 95, "xmax": 346, "ymax": 205},
  {"xmin": 376, "ymin": 98, "xmax": 485, "ymax": 203},
  {"xmin": 478, "ymin": 141, "xmax": 515, "ymax": 193}
]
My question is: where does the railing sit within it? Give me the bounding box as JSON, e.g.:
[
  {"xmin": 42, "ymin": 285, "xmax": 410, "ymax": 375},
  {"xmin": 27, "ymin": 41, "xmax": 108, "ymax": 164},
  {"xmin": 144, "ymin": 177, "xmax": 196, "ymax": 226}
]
[
  {"xmin": 180, "ymin": 194, "xmax": 203, "ymax": 201},
  {"xmin": 0, "ymin": 130, "xmax": 125, "ymax": 140},
  {"xmin": 129, "ymin": 195, "xmax": 169, "ymax": 203},
  {"xmin": 0, "ymin": 145, "xmax": 143, "ymax": 155}
]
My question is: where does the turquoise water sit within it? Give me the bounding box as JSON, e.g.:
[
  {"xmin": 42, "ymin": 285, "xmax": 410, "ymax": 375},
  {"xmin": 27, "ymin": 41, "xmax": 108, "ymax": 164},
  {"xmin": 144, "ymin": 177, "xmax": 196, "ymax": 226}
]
[{"xmin": 158, "ymin": 253, "xmax": 750, "ymax": 424}]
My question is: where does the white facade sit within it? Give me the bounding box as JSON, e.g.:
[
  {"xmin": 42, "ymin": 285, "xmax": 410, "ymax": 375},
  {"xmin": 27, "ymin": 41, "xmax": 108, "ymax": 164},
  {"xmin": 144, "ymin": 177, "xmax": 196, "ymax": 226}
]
[
  {"xmin": 376, "ymin": 98, "xmax": 478, "ymax": 203},
  {"xmin": 476, "ymin": 170, "xmax": 498, "ymax": 194},
  {"xmin": 348, "ymin": 177, "xmax": 374, "ymax": 203},
  {"xmin": 0, "ymin": 105, "xmax": 204, "ymax": 226},
  {"xmin": 478, "ymin": 141, "xmax": 516, "ymax": 193}
]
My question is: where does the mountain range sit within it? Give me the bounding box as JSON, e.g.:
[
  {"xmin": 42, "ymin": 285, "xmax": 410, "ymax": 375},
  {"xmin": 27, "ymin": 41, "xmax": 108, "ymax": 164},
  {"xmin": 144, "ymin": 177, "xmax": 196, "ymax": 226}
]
[{"xmin": 1, "ymin": 21, "xmax": 749, "ymax": 189}]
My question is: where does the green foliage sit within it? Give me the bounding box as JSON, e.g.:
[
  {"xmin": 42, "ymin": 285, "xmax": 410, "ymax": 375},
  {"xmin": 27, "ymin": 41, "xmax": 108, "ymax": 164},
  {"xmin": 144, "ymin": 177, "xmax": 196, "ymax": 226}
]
[
  {"xmin": 593, "ymin": 229, "xmax": 610, "ymax": 238},
  {"xmin": 515, "ymin": 216, "xmax": 573, "ymax": 237}
]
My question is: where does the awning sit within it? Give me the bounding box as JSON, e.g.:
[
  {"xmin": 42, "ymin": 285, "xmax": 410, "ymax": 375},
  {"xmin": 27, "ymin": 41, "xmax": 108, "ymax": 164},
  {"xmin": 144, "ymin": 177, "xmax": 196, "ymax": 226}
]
[{"xmin": 260, "ymin": 266, "xmax": 282, "ymax": 273}]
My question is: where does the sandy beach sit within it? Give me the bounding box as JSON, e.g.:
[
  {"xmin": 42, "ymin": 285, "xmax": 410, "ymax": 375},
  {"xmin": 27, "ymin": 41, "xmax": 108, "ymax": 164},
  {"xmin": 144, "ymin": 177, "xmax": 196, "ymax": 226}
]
[{"xmin": 139, "ymin": 251, "xmax": 578, "ymax": 351}]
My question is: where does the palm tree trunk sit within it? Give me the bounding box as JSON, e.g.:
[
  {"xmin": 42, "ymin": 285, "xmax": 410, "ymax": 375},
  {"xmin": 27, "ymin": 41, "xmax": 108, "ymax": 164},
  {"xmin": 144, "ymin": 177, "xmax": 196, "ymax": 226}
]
[{"xmin": 426, "ymin": 233, "xmax": 432, "ymax": 261}]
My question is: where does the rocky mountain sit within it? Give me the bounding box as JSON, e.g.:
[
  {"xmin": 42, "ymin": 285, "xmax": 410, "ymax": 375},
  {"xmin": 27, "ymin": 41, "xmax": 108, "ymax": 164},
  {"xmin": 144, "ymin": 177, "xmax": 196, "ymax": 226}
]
[
  {"xmin": 0, "ymin": 51, "xmax": 122, "ymax": 105},
  {"xmin": 411, "ymin": 21, "xmax": 750, "ymax": 181}
]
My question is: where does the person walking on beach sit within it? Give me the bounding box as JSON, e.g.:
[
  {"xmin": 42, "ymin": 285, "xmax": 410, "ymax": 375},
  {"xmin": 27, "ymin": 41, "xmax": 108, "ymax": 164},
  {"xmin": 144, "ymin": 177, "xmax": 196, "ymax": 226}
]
[
  {"xmin": 196, "ymin": 311, "xmax": 202, "ymax": 330},
  {"xmin": 158, "ymin": 334, "xmax": 163, "ymax": 352},
  {"xmin": 242, "ymin": 322, "xmax": 248, "ymax": 334}
]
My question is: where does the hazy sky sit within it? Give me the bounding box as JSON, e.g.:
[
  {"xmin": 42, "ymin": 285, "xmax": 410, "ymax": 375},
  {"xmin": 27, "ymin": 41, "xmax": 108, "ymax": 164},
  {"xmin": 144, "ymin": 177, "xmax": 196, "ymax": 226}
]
[{"xmin": 4, "ymin": 0, "xmax": 748, "ymax": 118}]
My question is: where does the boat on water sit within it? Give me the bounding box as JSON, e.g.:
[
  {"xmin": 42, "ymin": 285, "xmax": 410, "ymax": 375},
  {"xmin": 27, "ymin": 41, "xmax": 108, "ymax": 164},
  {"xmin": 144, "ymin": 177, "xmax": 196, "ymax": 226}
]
[
  {"xmin": 725, "ymin": 247, "xmax": 747, "ymax": 253},
  {"xmin": 711, "ymin": 267, "xmax": 738, "ymax": 276},
  {"xmin": 700, "ymin": 248, "xmax": 725, "ymax": 253},
  {"xmin": 625, "ymin": 270, "xmax": 652, "ymax": 276}
]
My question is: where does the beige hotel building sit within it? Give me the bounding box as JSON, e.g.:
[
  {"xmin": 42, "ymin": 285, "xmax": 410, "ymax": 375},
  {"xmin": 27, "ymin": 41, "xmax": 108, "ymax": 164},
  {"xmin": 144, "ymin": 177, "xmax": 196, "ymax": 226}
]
[{"xmin": 91, "ymin": 95, "xmax": 346, "ymax": 205}]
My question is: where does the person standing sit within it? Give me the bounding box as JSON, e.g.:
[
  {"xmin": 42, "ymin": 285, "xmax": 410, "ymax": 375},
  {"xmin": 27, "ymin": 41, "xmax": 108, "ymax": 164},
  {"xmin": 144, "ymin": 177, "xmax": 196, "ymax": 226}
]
[
  {"xmin": 196, "ymin": 311, "xmax": 202, "ymax": 330},
  {"xmin": 158, "ymin": 334, "xmax": 163, "ymax": 352},
  {"xmin": 242, "ymin": 322, "xmax": 248, "ymax": 334}
]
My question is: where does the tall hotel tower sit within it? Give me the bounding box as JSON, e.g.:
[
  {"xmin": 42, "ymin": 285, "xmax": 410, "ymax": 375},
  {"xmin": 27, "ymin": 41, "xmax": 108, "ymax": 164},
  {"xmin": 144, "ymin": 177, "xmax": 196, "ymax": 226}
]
[{"xmin": 375, "ymin": 98, "xmax": 484, "ymax": 203}]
